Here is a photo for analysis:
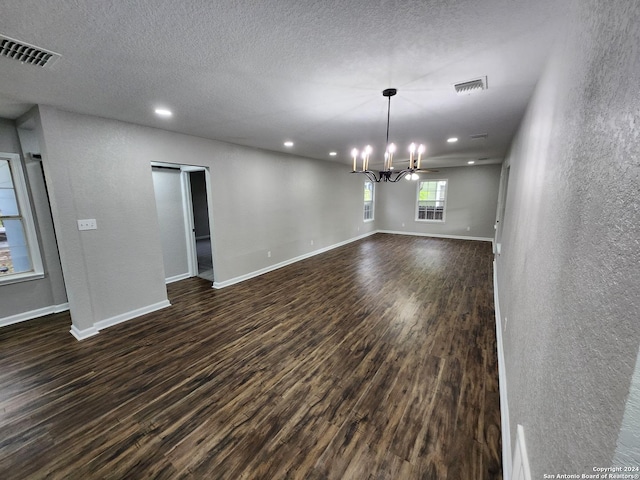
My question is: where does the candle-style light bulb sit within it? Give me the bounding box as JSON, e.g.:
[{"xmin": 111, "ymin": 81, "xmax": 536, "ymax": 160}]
[
  {"xmin": 417, "ymin": 144, "xmax": 425, "ymax": 169},
  {"xmin": 388, "ymin": 143, "xmax": 396, "ymax": 169},
  {"xmin": 364, "ymin": 145, "xmax": 372, "ymax": 171},
  {"xmin": 351, "ymin": 148, "xmax": 358, "ymax": 171},
  {"xmin": 361, "ymin": 150, "xmax": 367, "ymax": 171},
  {"xmin": 409, "ymin": 143, "xmax": 416, "ymax": 169}
]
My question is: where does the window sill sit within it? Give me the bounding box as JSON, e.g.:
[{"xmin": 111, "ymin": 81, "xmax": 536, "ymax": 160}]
[
  {"xmin": 0, "ymin": 271, "xmax": 45, "ymax": 287},
  {"xmin": 363, "ymin": 219, "xmax": 374, "ymax": 223},
  {"xmin": 415, "ymin": 219, "xmax": 445, "ymax": 223}
]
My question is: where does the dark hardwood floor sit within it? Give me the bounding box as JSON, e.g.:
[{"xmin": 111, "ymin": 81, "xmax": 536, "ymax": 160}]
[{"xmin": 0, "ymin": 234, "xmax": 501, "ymax": 479}]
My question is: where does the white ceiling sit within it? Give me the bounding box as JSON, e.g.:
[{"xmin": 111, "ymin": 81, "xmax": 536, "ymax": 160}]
[{"xmin": 0, "ymin": 0, "xmax": 567, "ymax": 169}]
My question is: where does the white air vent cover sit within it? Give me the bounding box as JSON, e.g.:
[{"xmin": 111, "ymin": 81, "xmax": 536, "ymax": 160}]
[
  {"xmin": 454, "ymin": 77, "xmax": 487, "ymax": 95},
  {"xmin": 0, "ymin": 34, "xmax": 60, "ymax": 67}
]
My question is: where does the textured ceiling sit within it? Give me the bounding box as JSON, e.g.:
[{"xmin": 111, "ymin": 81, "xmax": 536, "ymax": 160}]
[{"xmin": 0, "ymin": 0, "xmax": 567, "ymax": 169}]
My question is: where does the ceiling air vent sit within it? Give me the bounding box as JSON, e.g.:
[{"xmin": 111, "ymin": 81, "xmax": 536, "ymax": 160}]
[
  {"xmin": 470, "ymin": 133, "xmax": 488, "ymax": 140},
  {"xmin": 454, "ymin": 77, "xmax": 487, "ymax": 95},
  {"xmin": 0, "ymin": 34, "xmax": 60, "ymax": 67}
]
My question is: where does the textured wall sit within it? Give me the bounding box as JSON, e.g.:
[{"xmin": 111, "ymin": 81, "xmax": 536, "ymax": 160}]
[
  {"xmin": 496, "ymin": 0, "xmax": 640, "ymax": 475},
  {"xmin": 0, "ymin": 116, "xmax": 67, "ymax": 320},
  {"xmin": 0, "ymin": 118, "xmax": 21, "ymax": 153},
  {"xmin": 207, "ymin": 141, "xmax": 373, "ymax": 282},
  {"xmin": 38, "ymin": 106, "xmax": 169, "ymax": 331},
  {"xmin": 36, "ymin": 106, "xmax": 373, "ymax": 331},
  {"xmin": 377, "ymin": 164, "xmax": 501, "ymax": 239},
  {"xmin": 151, "ymin": 167, "xmax": 189, "ymax": 280}
]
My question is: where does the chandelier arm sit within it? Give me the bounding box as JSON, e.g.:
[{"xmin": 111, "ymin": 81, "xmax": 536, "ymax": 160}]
[
  {"xmin": 390, "ymin": 170, "xmax": 409, "ymax": 182},
  {"xmin": 367, "ymin": 171, "xmax": 383, "ymax": 183},
  {"xmin": 351, "ymin": 170, "xmax": 382, "ymax": 183}
]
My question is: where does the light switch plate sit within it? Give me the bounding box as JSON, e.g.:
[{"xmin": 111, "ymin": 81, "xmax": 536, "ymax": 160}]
[{"xmin": 78, "ymin": 219, "xmax": 97, "ymax": 231}]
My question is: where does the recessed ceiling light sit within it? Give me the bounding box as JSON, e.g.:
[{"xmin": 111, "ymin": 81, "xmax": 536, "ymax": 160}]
[
  {"xmin": 154, "ymin": 108, "xmax": 172, "ymax": 117},
  {"xmin": 284, "ymin": 141, "xmax": 294, "ymax": 147},
  {"xmin": 468, "ymin": 160, "xmax": 475, "ymax": 165},
  {"xmin": 329, "ymin": 152, "xmax": 337, "ymax": 156},
  {"xmin": 447, "ymin": 137, "xmax": 458, "ymax": 143}
]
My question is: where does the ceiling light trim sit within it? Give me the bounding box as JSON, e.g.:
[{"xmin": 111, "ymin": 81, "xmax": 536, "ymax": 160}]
[{"xmin": 154, "ymin": 108, "xmax": 173, "ymax": 118}]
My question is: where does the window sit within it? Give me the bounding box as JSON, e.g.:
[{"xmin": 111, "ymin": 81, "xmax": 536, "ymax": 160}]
[
  {"xmin": 0, "ymin": 153, "xmax": 43, "ymax": 284},
  {"xmin": 416, "ymin": 179, "xmax": 447, "ymax": 222},
  {"xmin": 364, "ymin": 180, "xmax": 374, "ymax": 221}
]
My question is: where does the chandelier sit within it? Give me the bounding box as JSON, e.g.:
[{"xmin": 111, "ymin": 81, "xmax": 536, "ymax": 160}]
[{"xmin": 351, "ymin": 88, "xmax": 431, "ymax": 182}]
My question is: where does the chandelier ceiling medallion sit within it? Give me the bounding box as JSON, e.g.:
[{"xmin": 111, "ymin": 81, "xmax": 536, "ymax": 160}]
[{"xmin": 351, "ymin": 88, "xmax": 434, "ymax": 182}]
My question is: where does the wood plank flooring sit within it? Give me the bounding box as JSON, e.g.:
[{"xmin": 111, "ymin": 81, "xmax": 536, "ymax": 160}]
[{"xmin": 0, "ymin": 234, "xmax": 501, "ymax": 479}]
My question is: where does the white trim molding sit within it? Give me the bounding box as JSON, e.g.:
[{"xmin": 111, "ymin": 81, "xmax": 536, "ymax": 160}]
[
  {"xmin": 70, "ymin": 324, "xmax": 99, "ymax": 340},
  {"xmin": 378, "ymin": 230, "xmax": 493, "ymax": 242},
  {"xmin": 512, "ymin": 425, "xmax": 531, "ymax": 480},
  {"xmin": 213, "ymin": 231, "xmax": 377, "ymax": 289},
  {"xmin": 69, "ymin": 299, "xmax": 172, "ymax": 341},
  {"xmin": 1, "ymin": 302, "xmax": 70, "ymax": 328},
  {"xmin": 93, "ymin": 299, "xmax": 171, "ymax": 332},
  {"xmin": 213, "ymin": 230, "xmax": 492, "ymax": 289},
  {"xmin": 165, "ymin": 272, "xmax": 190, "ymax": 284},
  {"xmin": 493, "ymin": 260, "xmax": 512, "ymax": 480}
]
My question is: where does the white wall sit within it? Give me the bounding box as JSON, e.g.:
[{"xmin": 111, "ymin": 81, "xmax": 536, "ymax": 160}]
[
  {"xmin": 152, "ymin": 167, "xmax": 189, "ymax": 281},
  {"xmin": 377, "ymin": 164, "xmax": 501, "ymax": 239},
  {"xmin": 495, "ymin": 0, "xmax": 640, "ymax": 474},
  {"xmin": 0, "ymin": 116, "xmax": 67, "ymax": 322},
  {"xmin": 38, "ymin": 107, "xmax": 169, "ymax": 333},
  {"xmin": 35, "ymin": 106, "xmax": 374, "ymax": 334}
]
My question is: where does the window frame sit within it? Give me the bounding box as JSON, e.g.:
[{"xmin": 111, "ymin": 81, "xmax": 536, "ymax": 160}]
[
  {"xmin": 363, "ymin": 180, "xmax": 374, "ymax": 222},
  {"xmin": 0, "ymin": 152, "xmax": 44, "ymax": 285},
  {"xmin": 415, "ymin": 178, "xmax": 448, "ymax": 223}
]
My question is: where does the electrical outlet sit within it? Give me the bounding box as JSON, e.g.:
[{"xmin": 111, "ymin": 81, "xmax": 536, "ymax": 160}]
[
  {"xmin": 504, "ymin": 317, "xmax": 508, "ymax": 332},
  {"xmin": 267, "ymin": 251, "xmax": 271, "ymax": 258},
  {"xmin": 77, "ymin": 219, "xmax": 97, "ymax": 231},
  {"xmin": 466, "ymin": 226, "xmax": 471, "ymax": 231},
  {"xmin": 310, "ymin": 240, "xmax": 314, "ymax": 246},
  {"xmin": 402, "ymin": 222, "xmax": 405, "ymax": 227}
]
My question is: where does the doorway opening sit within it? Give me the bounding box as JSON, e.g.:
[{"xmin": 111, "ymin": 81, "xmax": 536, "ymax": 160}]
[
  {"xmin": 151, "ymin": 162, "xmax": 215, "ymax": 284},
  {"xmin": 494, "ymin": 163, "xmax": 510, "ymax": 254},
  {"xmin": 188, "ymin": 170, "xmax": 213, "ymax": 281}
]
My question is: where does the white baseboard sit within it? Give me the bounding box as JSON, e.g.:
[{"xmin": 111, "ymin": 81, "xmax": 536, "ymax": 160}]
[
  {"xmin": 213, "ymin": 231, "xmax": 377, "ymax": 289},
  {"xmin": 493, "ymin": 260, "xmax": 512, "ymax": 480},
  {"xmin": 0, "ymin": 302, "xmax": 70, "ymax": 328},
  {"xmin": 512, "ymin": 425, "xmax": 531, "ymax": 480},
  {"xmin": 93, "ymin": 299, "xmax": 172, "ymax": 332},
  {"xmin": 165, "ymin": 272, "xmax": 190, "ymax": 284},
  {"xmin": 53, "ymin": 302, "xmax": 70, "ymax": 313},
  {"xmin": 70, "ymin": 324, "xmax": 99, "ymax": 340},
  {"xmin": 378, "ymin": 230, "xmax": 493, "ymax": 242},
  {"xmin": 69, "ymin": 299, "xmax": 172, "ymax": 340},
  {"xmin": 212, "ymin": 230, "xmax": 491, "ymax": 289}
]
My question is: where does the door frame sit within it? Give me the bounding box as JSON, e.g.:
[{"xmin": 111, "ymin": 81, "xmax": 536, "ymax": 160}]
[{"xmin": 151, "ymin": 162, "xmax": 215, "ymax": 282}]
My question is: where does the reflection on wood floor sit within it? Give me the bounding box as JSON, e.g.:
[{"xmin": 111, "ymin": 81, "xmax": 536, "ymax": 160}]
[{"xmin": 0, "ymin": 233, "xmax": 501, "ymax": 479}]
